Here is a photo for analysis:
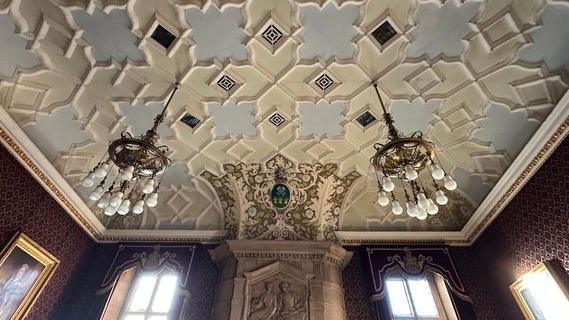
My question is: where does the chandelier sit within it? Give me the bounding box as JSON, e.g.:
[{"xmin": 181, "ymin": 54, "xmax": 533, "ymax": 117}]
[
  {"xmin": 370, "ymin": 82, "xmax": 457, "ymax": 220},
  {"xmin": 80, "ymin": 84, "xmax": 180, "ymax": 216}
]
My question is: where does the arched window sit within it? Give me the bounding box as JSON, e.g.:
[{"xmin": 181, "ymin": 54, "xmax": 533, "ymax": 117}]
[
  {"xmin": 102, "ymin": 267, "xmax": 179, "ymax": 320},
  {"xmin": 385, "ymin": 272, "xmax": 457, "ymax": 320}
]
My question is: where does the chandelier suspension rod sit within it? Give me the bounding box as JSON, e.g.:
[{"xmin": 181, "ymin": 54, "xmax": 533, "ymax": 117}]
[
  {"xmin": 372, "ymin": 81, "xmax": 400, "ymax": 140},
  {"xmin": 149, "ymin": 82, "xmax": 181, "ymax": 133}
]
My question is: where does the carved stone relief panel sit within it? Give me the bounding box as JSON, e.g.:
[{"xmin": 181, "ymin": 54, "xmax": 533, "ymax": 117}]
[{"xmin": 246, "ymin": 262, "xmax": 310, "ymax": 320}]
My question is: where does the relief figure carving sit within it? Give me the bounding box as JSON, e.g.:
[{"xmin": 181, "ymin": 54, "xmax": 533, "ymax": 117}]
[
  {"xmin": 248, "ymin": 280, "xmax": 307, "ymax": 320},
  {"xmin": 249, "ymin": 282, "xmax": 278, "ymax": 320}
]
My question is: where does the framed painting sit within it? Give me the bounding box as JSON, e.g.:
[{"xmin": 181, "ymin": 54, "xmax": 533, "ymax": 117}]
[
  {"xmin": 0, "ymin": 232, "xmax": 59, "ymax": 320},
  {"xmin": 510, "ymin": 261, "xmax": 569, "ymax": 320}
]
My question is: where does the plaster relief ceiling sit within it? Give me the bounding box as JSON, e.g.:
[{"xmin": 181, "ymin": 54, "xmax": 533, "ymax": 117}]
[{"xmin": 0, "ymin": 0, "xmax": 568, "ymax": 242}]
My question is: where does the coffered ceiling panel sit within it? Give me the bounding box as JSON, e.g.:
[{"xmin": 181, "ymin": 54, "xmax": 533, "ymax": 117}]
[{"xmin": 1, "ymin": 0, "xmax": 568, "ymax": 242}]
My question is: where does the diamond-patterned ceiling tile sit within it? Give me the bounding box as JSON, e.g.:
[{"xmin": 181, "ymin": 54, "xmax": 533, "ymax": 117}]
[
  {"xmin": 71, "ymin": 8, "xmax": 145, "ymax": 62},
  {"xmin": 297, "ymin": 1, "xmax": 361, "ymax": 60},
  {"xmin": 407, "ymin": 0, "xmax": 480, "ymax": 58},
  {"xmin": 186, "ymin": 5, "xmax": 248, "ymax": 62},
  {"xmin": 268, "ymin": 112, "xmax": 286, "ymax": 127},
  {"xmin": 261, "ymin": 24, "xmax": 284, "ymax": 47},
  {"xmin": 519, "ymin": 3, "xmax": 569, "ymax": 72},
  {"xmin": 0, "ymin": 13, "xmax": 41, "ymax": 79}
]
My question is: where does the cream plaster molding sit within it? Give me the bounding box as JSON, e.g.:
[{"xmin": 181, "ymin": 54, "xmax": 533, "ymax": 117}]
[
  {"xmin": 0, "ymin": 104, "xmax": 105, "ymax": 241},
  {"xmin": 1, "ymin": 89, "xmax": 568, "ymax": 244}
]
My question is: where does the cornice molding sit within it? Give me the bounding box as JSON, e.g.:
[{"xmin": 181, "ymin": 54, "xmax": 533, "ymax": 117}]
[{"xmin": 1, "ymin": 91, "xmax": 568, "ymax": 245}]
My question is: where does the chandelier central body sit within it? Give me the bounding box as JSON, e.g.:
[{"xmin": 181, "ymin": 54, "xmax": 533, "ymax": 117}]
[
  {"xmin": 369, "ymin": 82, "xmax": 457, "ymax": 220},
  {"xmin": 80, "ymin": 84, "xmax": 180, "ymax": 216}
]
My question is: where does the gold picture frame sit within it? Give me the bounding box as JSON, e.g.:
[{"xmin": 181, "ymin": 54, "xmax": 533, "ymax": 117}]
[
  {"xmin": 510, "ymin": 261, "xmax": 569, "ymax": 320},
  {"xmin": 0, "ymin": 232, "xmax": 59, "ymax": 320}
]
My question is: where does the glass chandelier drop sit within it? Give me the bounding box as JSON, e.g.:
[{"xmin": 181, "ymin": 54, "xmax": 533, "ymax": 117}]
[
  {"xmin": 370, "ymin": 82, "xmax": 457, "ymax": 220},
  {"xmin": 80, "ymin": 83, "xmax": 180, "ymax": 216}
]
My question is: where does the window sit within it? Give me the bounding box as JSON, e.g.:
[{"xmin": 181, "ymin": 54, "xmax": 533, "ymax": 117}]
[
  {"xmin": 120, "ymin": 271, "xmax": 179, "ymax": 320},
  {"xmin": 386, "ymin": 275, "xmax": 455, "ymax": 320}
]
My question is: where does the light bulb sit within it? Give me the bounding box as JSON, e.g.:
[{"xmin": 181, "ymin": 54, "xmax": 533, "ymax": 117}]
[
  {"xmin": 94, "ymin": 163, "xmax": 110, "ymax": 178},
  {"xmin": 435, "ymin": 190, "xmax": 448, "ymax": 205},
  {"xmin": 109, "ymin": 191, "xmax": 124, "ymax": 207},
  {"xmin": 81, "ymin": 173, "xmax": 95, "ymax": 187},
  {"xmin": 443, "ymin": 175, "xmax": 457, "ymax": 191},
  {"xmin": 382, "ymin": 176, "xmax": 395, "ymax": 192},
  {"xmin": 404, "ymin": 165, "xmax": 418, "ymax": 180},
  {"xmin": 146, "ymin": 192, "xmax": 159, "ymax": 207},
  {"xmin": 426, "ymin": 199, "xmax": 438, "ymax": 215},
  {"xmin": 391, "ymin": 201, "xmax": 403, "ymax": 215},
  {"xmin": 117, "ymin": 199, "xmax": 131, "ymax": 215},
  {"xmin": 121, "ymin": 165, "xmax": 135, "ymax": 180},
  {"xmin": 132, "ymin": 200, "xmax": 145, "ymax": 214},
  {"xmin": 417, "ymin": 193, "xmax": 429, "ymax": 209},
  {"xmin": 88, "ymin": 186, "xmax": 104, "ymax": 201},
  {"xmin": 97, "ymin": 192, "xmax": 111, "ymax": 208},
  {"xmin": 377, "ymin": 191, "xmax": 390, "ymax": 207},
  {"xmin": 103, "ymin": 204, "xmax": 116, "ymax": 216},
  {"xmin": 142, "ymin": 178, "xmax": 155, "ymax": 194},
  {"xmin": 406, "ymin": 201, "xmax": 418, "ymax": 217},
  {"xmin": 416, "ymin": 207, "xmax": 427, "ymax": 220},
  {"xmin": 430, "ymin": 163, "xmax": 445, "ymax": 180}
]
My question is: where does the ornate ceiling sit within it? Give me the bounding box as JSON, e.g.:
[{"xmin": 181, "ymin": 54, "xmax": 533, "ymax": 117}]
[{"xmin": 0, "ymin": 0, "xmax": 568, "ymax": 243}]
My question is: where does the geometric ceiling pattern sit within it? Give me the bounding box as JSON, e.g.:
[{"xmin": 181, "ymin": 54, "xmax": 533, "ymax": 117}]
[{"xmin": 1, "ymin": 0, "xmax": 568, "ymax": 241}]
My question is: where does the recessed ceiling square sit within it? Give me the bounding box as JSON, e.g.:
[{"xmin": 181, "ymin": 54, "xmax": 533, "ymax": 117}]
[
  {"xmin": 355, "ymin": 111, "xmax": 377, "ymax": 128},
  {"xmin": 314, "ymin": 73, "xmax": 335, "ymax": 91},
  {"xmin": 262, "ymin": 24, "xmax": 284, "ymax": 46},
  {"xmin": 268, "ymin": 112, "xmax": 286, "ymax": 127},
  {"xmin": 217, "ymin": 75, "xmax": 237, "ymax": 92},
  {"xmin": 372, "ymin": 21, "xmax": 397, "ymax": 45},
  {"xmin": 180, "ymin": 113, "xmax": 200, "ymax": 128},
  {"xmin": 151, "ymin": 25, "xmax": 176, "ymax": 49}
]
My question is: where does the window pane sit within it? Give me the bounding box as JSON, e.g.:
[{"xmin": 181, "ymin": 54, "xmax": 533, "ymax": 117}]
[
  {"xmin": 128, "ymin": 275, "xmax": 158, "ymax": 311},
  {"xmin": 408, "ymin": 279, "xmax": 439, "ymax": 317},
  {"xmin": 122, "ymin": 315, "xmax": 144, "ymax": 320},
  {"xmin": 148, "ymin": 316, "xmax": 167, "ymax": 320},
  {"xmin": 386, "ymin": 279, "xmax": 413, "ymax": 316},
  {"xmin": 151, "ymin": 274, "xmax": 178, "ymax": 312}
]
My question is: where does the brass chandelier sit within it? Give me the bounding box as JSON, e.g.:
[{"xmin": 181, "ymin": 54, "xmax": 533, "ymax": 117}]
[
  {"xmin": 370, "ymin": 82, "xmax": 457, "ymax": 220},
  {"xmin": 81, "ymin": 84, "xmax": 180, "ymax": 216}
]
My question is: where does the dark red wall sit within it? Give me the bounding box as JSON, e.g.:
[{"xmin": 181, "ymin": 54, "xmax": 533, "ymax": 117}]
[
  {"xmin": 0, "ymin": 145, "xmax": 94, "ymax": 320},
  {"xmin": 452, "ymin": 138, "xmax": 569, "ymax": 319}
]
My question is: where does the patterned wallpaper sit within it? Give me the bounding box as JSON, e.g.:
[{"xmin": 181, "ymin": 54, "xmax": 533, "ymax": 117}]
[
  {"xmin": 342, "ymin": 249, "xmax": 371, "ymax": 320},
  {"xmin": 183, "ymin": 245, "xmax": 219, "ymax": 320},
  {"xmin": 452, "ymin": 137, "xmax": 569, "ymax": 319},
  {"xmin": 0, "ymin": 144, "xmax": 94, "ymax": 320}
]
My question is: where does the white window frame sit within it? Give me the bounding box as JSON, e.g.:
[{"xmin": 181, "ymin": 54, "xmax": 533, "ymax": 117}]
[
  {"xmin": 385, "ymin": 274, "xmax": 452, "ymax": 320},
  {"xmin": 119, "ymin": 268, "xmax": 179, "ymax": 320}
]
